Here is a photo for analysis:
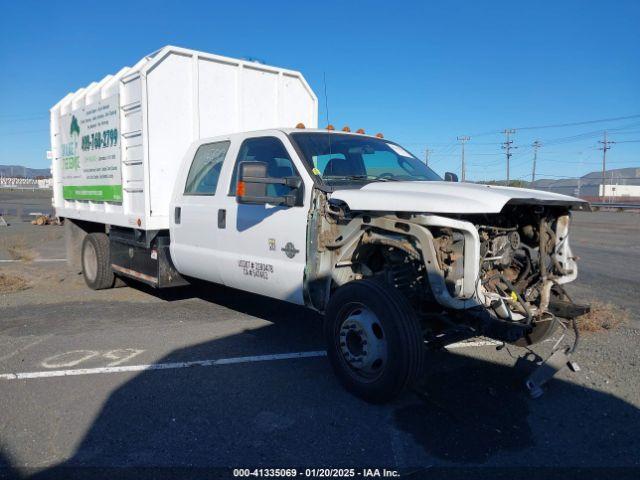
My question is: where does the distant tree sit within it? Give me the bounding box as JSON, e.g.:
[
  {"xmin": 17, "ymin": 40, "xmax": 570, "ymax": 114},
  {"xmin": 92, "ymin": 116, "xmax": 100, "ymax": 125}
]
[
  {"xmin": 476, "ymin": 179, "xmax": 530, "ymax": 188},
  {"xmin": 509, "ymin": 180, "xmax": 529, "ymax": 188}
]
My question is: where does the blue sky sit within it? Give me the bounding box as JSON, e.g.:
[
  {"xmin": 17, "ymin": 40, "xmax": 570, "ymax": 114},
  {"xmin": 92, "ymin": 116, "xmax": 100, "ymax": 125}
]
[{"xmin": 1, "ymin": 0, "xmax": 639, "ymax": 181}]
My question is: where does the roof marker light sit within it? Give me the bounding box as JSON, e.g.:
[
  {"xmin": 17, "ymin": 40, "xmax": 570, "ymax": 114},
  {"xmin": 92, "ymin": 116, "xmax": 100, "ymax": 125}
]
[
  {"xmin": 375, "ymin": 133, "xmax": 384, "ymax": 138},
  {"xmin": 295, "ymin": 122, "xmax": 305, "ymax": 129},
  {"xmin": 356, "ymin": 128, "xmax": 365, "ymax": 134},
  {"xmin": 326, "ymin": 124, "xmax": 335, "ymax": 131},
  {"xmin": 342, "ymin": 126, "xmax": 351, "ymax": 132}
]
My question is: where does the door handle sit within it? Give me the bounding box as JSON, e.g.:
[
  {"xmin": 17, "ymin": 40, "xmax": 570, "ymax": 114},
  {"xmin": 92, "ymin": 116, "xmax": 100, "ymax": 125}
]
[
  {"xmin": 174, "ymin": 206, "xmax": 181, "ymax": 224},
  {"xmin": 218, "ymin": 209, "xmax": 226, "ymax": 229}
]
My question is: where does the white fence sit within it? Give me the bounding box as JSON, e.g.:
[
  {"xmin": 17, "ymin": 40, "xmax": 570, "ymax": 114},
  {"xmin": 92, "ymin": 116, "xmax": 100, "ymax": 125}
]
[{"xmin": 0, "ymin": 177, "xmax": 52, "ymax": 189}]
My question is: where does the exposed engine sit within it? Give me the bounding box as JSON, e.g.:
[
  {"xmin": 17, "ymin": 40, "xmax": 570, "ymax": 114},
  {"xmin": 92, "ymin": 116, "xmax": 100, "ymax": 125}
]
[
  {"xmin": 312, "ymin": 194, "xmax": 586, "ymax": 347},
  {"xmin": 433, "ymin": 205, "xmax": 577, "ymax": 331}
]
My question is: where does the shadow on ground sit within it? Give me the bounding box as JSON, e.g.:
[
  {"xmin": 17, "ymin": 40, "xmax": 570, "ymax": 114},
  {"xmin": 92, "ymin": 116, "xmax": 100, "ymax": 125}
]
[{"xmin": 1, "ymin": 282, "xmax": 638, "ymax": 479}]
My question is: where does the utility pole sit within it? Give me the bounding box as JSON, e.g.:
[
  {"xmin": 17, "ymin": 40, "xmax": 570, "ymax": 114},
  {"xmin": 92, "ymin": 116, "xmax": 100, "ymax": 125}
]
[
  {"xmin": 598, "ymin": 131, "xmax": 614, "ymax": 199},
  {"xmin": 424, "ymin": 148, "xmax": 432, "ymax": 167},
  {"xmin": 531, "ymin": 140, "xmax": 541, "ymax": 183},
  {"xmin": 501, "ymin": 129, "xmax": 516, "ymax": 186},
  {"xmin": 457, "ymin": 136, "xmax": 470, "ymax": 181}
]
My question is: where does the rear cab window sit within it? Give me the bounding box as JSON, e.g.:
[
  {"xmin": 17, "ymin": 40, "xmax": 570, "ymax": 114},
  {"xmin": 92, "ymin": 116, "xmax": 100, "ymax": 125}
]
[{"xmin": 184, "ymin": 141, "xmax": 231, "ymax": 195}]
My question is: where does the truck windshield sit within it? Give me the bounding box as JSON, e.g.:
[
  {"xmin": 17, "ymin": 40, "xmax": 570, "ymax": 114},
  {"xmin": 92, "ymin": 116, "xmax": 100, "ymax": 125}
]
[{"xmin": 290, "ymin": 132, "xmax": 441, "ymax": 186}]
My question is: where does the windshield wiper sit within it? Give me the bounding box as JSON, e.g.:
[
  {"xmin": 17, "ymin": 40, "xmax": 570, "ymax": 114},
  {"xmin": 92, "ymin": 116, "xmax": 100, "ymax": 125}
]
[{"xmin": 323, "ymin": 174, "xmax": 400, "ymax": 182}]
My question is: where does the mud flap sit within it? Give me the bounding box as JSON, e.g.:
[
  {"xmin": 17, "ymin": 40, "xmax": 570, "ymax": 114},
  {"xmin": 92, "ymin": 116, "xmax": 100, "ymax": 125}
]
[{"xmin": 524, "ymin": 347, "xmax": 576, "ymax": 399}]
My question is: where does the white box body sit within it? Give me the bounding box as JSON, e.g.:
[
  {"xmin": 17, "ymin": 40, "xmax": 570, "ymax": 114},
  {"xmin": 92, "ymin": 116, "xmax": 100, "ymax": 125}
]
[{"xmin": 50, "ymin": 46, "xmax": 317, "ymax": 230}]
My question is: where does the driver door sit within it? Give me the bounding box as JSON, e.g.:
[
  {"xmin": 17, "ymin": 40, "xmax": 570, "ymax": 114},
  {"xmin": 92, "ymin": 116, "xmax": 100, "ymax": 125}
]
[{"xmin": 214, "ymin": 134, "xmax": 311, "ymax": 304}]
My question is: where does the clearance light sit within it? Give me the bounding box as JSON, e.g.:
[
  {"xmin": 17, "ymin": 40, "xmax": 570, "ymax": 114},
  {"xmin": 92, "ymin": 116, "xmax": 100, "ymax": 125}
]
[
  {"xmin": 356, "ymin": 128, "xmax": 365, "ymax": 134},
  {"xmin": 326, "ymin": 124, "xmax": 335, "ymax": 131},
  {"xmin": 375, "ymin": 133, "xmax": 384, "ymax": 138},
  {"xmin": 237, "ymin": 181, "xmax": 246, "ymax": 196},
  {"xmin": 296, "ymin": 122, "xmax": 305, "ymax": 129},
  {"xmin": 342, "ymin": 126, "xmax": 351, "ymax": 132}
]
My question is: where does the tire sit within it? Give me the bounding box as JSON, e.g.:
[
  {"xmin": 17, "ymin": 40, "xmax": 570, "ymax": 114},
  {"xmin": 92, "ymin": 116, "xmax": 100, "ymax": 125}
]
[
  {"xmin": 324, "ymin": 279, "xmax": 424, "ymax": 403},
  {"xmin": 81, "ymin": 233, "xmax": 115, "ymax": 290}
]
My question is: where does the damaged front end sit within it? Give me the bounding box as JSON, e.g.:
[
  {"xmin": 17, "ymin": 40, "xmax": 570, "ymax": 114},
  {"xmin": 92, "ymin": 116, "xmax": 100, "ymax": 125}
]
[
  {"xmin": 305, "ymin": 192, "xmax": 589, "ymax": 349},
  {"xmin": 431, "ymin": 203, "xmax": 590, "ymax": 346}
]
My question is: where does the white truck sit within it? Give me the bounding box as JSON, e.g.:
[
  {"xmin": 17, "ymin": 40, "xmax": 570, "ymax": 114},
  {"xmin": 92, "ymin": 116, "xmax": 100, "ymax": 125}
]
[{"xmin": 51, "ymin": 46, "xmax": 589, "ymax": 402}]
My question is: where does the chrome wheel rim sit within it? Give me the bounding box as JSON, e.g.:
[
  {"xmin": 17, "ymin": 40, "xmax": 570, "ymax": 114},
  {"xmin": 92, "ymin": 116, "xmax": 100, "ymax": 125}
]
[
  {"xmin": 338, "ymin": 304, "xmax": 387, "ymax": 380},
  {"xmin": 83, "ymin": 242, "xmax": 98, "ymax": 282}
]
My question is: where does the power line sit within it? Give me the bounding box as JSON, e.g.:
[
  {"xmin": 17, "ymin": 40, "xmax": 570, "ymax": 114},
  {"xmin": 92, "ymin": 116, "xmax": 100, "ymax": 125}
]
[
  {"xmin": 501, "ymin": 129, "xmax": 516, "ymax": 185},
  {"xmin": 0, "ymin": 128, "xmax": 50, "ymax": 136},
  {"xmin": 514, "ymin": 114, "xmax": 640, "ymax": 131},
  {"xmin": 598, "ymin": 131, "xmax": 615, "ymax": 197},
  {"xmin": 457, "ymin": 136, "xmax": 470, "ymax": 182},
  {"xmin": 0, "ymin": 113, "xmax": 48, "ymax": 120},
  {"xmin": 531, "ymin": 140, "xmax": 542, "ymax": 183},
  {"xmin": 425, "ymin": 148, "xmax": 432, "ymax": 166},
  {"xmin": 469, "ymin": 114, "xmax": 640, "ymax": 137}
]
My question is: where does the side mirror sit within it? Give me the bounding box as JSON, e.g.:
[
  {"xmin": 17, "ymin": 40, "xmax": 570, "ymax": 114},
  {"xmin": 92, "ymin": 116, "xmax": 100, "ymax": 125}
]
[
  {"xmin": 236, "ymin": 161, "xmax": 303, "ymax": 207},
  {"xmin": 444, "ymin": 172, "xmax": 459, "ymax": 182}
]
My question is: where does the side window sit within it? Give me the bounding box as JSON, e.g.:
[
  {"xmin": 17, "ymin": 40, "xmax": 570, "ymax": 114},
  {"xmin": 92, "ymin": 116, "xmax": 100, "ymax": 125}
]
[
  {"xmin": 229, "ymin": 137, "xmax": 298, "ymax": 196},
  {"xmin": 184, "ymin": 141, "xmax": 230, "ymax": 195}
]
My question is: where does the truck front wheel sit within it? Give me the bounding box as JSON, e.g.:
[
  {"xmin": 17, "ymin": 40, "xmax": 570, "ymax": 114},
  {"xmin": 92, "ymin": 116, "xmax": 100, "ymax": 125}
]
[
  {"xmin": 324, "ymin": 279, "xmax": 424, "ymax": 403},
  {"xmin": 81, "ymin": 233, "xmax": 115, "ymax": 290}
]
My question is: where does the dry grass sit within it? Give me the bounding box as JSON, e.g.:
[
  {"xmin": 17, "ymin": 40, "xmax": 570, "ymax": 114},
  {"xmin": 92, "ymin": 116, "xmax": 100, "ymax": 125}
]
[
  {"xmin": 45, "ymin": 228, "xmax": 63, "ymax": 242},
  {"xmin": 577, "ymin": 301, "xmax": 630, "ymax": 333},
  {"xmin": 0, "ymin": 273, "xmax": 30, "ymax": 294},
  {"xmin": 0, "ymin": 234, "xmax": 36, "ymax": 262}
]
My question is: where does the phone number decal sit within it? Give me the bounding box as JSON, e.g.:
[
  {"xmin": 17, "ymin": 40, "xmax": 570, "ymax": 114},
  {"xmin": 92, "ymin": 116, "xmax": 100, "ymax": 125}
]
[{"xmin": 81, "ymin": 128, "xmax": 118, "ymax": 151}]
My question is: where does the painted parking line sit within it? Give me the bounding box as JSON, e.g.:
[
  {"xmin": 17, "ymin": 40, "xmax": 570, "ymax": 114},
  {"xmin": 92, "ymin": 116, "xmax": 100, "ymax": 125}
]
[
  {"xmin": 446, "ymin": 339, "xmax": 501, "ymax": 349},
  {"xmin": 0, "ymin": 340, "xmax": 501, "ymax": 381},
  {"xmin": 0, "ymin": 351, "xmax": 328, "ymax": 380},
  {"xmin": 0, "ymin": 258, "xmax": 67, "ymax": 263},
  {"xmin": 0, "ymin": 335, "xmax": 52, "ymax": 362}
]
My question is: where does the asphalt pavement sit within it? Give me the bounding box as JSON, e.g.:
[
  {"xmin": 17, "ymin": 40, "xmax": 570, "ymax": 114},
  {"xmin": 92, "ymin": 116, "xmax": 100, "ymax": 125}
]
[{"xmin": 0, "ymin": 194, "xmax": 638, "ymax": 478}]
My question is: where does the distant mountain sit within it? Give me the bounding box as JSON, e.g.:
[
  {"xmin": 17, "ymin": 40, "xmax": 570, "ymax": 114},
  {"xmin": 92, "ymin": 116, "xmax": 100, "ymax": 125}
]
[{"xmin": 0, "ymin": 164, "xmax": 51, "ymax": 178}]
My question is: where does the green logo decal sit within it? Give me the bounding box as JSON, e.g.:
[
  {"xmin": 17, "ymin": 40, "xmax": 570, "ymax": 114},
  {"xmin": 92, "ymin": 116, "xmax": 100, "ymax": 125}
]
[
  {"xmin": 63, "ymin": 185, "xmax": 123, "ymax": 202},
  {"xmin": 70, "ymin": 115, "xmax": 80, "ymax": 136}
]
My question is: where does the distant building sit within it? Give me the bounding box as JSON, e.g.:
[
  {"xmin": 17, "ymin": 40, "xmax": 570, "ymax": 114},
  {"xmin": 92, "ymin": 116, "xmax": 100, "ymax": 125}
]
[
  {"xmin": 530, "ymin": 167, "xmax": 640, "ymax": 200},
  {"xmin": 37, "ymin": 178, "xmax": 53, "ymax": 189},
  {"xmin": 599, "ymin": 184, "xmax": 640, "ymax": 197}
]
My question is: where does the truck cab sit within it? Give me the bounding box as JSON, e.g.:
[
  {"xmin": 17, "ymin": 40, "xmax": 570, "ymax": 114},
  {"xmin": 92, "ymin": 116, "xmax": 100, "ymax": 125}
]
[{"xmin": 166, "ymin": 127, "xmax": 589, "ymax": 402}]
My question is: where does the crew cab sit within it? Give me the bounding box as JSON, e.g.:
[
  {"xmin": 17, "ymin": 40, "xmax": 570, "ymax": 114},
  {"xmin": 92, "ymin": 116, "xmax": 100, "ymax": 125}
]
[{"xmin": 104, "ymin": 127, "xmax": 587, "ymax": 402}]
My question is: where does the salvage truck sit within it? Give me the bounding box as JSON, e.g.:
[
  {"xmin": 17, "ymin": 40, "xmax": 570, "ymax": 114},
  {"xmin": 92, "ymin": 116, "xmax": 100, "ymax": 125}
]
[{"xmin": 51, "ymin": 46, "xmax": 589, "ymax": 402}]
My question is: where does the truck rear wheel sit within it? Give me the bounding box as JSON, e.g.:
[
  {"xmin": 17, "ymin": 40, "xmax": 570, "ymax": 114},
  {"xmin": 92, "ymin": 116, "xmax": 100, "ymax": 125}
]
[
  {"xmin": 324, "ymin": 279, "xmax": 424, "ymax": 403},
  {"xmin": 81, "ymin": 233, "xmax": 115, "ymax": 290}
]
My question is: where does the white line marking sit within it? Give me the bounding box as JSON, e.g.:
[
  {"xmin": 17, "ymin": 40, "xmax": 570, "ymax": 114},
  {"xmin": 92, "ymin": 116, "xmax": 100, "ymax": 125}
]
[
  {"xmin": 0, "ymin": 351, "xmax": 328, "ymax": 381},
  {"xmin": 446, "ymin": 339, "xmax": 501, "ymax": 349},
  {"xmin": 41, "ymin": 350, "xmax": 100, "ymax": 369},
  {"xmin": 103, "ymin": 349, "xmax": 145, "ymax": 366},
  {"xmin": 0, "ymin": 339, "xmax": 500, "ymax": 381},
  {"xmin": 0, "ymin": 335, "xmax": 51, "ymax": 362},
  {"xmin": 0, "ymin": 258, "xmax": 66, "ymax": 263}
]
